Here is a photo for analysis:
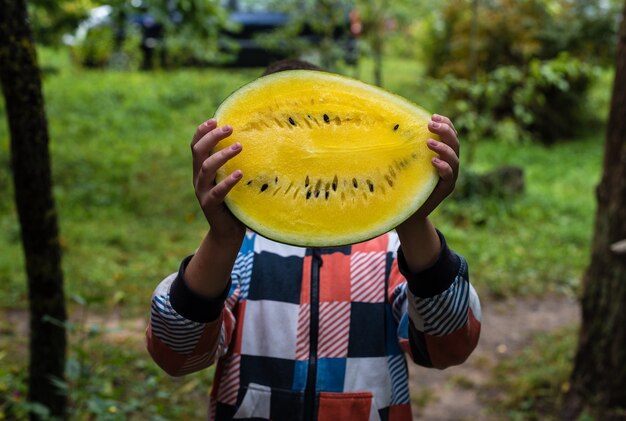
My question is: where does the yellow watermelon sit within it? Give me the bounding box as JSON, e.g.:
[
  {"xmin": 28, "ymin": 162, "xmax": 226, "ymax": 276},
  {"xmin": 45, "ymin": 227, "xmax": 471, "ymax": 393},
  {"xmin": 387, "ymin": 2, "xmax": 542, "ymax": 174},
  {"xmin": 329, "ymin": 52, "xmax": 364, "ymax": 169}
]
[{"xmin": 213, "ymin": 70, "xmax": 438, "ymax": 247}]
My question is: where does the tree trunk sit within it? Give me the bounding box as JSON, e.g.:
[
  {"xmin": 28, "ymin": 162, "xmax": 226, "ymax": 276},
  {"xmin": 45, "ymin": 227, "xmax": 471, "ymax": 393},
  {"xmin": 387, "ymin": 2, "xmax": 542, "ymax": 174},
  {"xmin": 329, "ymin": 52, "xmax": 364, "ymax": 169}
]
[
  {"xmin": 0, "ymin": 0, "xmax": 68, "ymax": 420},
  {"xmin": 371, "ymin": 0, "xmax": 387, "ymax": 87},
  {"xmin": 562, "ymin": 2, "xmax": 626, "ymax": 419},
  {"xmin": 317, "ymin": 0, "xmax": 336, "ymax": 72}
]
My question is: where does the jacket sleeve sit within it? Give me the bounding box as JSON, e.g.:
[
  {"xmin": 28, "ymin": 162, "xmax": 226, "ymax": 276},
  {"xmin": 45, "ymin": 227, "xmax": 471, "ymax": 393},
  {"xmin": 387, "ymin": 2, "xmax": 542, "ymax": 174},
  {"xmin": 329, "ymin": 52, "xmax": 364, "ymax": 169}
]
[
  {"xmin": 388, "ymin": 231, "xmax": 481, "ymax": 369},
  {"xmin": 146, "ymin": 255, "xmax": 241, "ymax": 377}
]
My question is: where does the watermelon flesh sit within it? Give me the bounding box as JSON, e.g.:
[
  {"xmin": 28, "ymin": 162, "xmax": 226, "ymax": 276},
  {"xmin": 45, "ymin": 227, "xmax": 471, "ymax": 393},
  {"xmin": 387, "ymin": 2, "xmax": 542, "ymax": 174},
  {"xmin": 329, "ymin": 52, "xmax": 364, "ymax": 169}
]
[{"xmin": 213, "ymin": 70, "xmax": 439, "ymax": 247}]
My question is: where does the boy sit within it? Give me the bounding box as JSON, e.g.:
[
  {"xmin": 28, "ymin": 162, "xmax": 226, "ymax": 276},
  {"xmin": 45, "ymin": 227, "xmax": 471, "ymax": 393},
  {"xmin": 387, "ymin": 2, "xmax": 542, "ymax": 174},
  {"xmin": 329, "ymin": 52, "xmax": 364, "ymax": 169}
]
[{"xmin": 147, "ymin": 61, "xmax": 481, "ymax": 420}]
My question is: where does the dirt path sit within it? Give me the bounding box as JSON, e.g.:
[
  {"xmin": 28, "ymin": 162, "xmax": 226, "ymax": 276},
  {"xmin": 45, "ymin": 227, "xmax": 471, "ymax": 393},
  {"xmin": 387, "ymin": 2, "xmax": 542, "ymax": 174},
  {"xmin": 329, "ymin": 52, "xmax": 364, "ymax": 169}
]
[
  {"xmin": 2, "ymin": 295, "xmax": 580, "ymax": 420},
  {"xmin": 408, "ymin": 294, "xmax": 580, "ymax": 420}
]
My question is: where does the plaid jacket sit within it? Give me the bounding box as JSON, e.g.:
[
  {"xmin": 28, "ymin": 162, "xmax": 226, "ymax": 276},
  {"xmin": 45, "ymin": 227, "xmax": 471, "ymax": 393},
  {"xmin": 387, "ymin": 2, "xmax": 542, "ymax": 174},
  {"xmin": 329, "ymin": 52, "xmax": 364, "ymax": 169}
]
[{"xmin": 147, "ymin": 231, "xmax": 481, "ymax": 420}]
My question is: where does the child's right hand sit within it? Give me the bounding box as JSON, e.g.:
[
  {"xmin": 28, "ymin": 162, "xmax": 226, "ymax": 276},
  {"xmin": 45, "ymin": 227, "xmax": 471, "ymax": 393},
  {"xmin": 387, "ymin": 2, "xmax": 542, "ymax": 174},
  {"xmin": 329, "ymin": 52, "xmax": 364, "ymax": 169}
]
[{"xmin": 190, "ymin": 118, "xmax": 246, "ymax": 242}]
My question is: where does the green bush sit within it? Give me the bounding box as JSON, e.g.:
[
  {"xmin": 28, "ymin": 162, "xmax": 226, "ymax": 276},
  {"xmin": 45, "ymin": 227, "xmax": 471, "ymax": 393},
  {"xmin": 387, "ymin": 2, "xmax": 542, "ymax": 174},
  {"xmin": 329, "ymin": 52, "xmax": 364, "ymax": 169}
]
[
  {"xmin": 420, "ymin": 0, "xmax": 616, "ymax": 144},
  {"xmin": 70, "ymin": 25, "xmax": 142, "ymax": 70},
  {"xmin": 422, "ymin": 0, "xmax": 619, "ymax": 78},
  {"xmin": 439, "ymin": 53, "xmax": 598, "ymax": 146},
  {"xmin": 71, "ymin": 26, "xmax": 114, "ymax": 68}
]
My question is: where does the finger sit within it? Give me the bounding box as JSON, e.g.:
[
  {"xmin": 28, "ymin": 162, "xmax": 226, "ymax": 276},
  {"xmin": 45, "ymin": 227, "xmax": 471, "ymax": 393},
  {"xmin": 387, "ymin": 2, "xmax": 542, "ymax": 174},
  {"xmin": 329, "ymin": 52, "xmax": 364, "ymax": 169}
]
[
  {"xmin": 195, "ymin": 142, "xmax": 242, "ymax": 192},
  {"xmin": 208, "ymin": 170, "xmax": 243, "ymax": 204},
  {"xmin": 197, "ymin": 170, "xmax": 243, "ymax": 210},
  {"xmin": 428, "ymin": 119, "xmax": 460, "ymax": 157},
  {"xmin": 432, "ymin": 157, "xmax": 455, "ymax": 182},
  {"xmin": 193, "ymin": 124, "xmax": 232, "ymax": 157},
  {"xmin": 191, "ymin": 118, "xmax": 217, "ymax": 146},
  {"xmin": 427, "ymin": 138, "xmax": 459, "ymax": 174},
  {"xmin": 432, "ymin": 114, "xmax": 458, "ymax": 135},
  {"xmin": 192, "ymin": 125, "xmax": 233, "ymax": 179}
]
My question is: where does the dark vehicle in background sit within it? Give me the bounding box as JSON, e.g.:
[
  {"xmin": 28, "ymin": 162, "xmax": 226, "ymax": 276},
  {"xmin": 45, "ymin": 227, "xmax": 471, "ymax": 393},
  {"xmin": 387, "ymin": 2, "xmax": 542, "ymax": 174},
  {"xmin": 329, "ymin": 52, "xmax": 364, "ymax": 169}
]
[
  {"xmin": 64, "ymin": 1, "xmax": 359, "ymax": 68},
  {"xmin": 221, "ymin": 0, "xmax": 359, "ymax": 67},
  {"xmin": 221, "ymin": 8, "xmax": 294, "ymax": 66}
]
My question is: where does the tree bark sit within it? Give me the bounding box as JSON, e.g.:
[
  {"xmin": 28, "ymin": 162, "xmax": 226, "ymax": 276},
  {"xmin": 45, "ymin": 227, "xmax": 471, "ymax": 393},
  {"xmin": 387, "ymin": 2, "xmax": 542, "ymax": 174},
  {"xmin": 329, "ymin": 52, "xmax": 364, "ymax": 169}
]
[
  {"xmin": 563, "ymin": 2, "xmax": 626, "ymax": 419},
  {"xmin": 0, "ymin": 0, "xmax": 68, "ymax": 420},
  {"xmin": 371, "ymin": 0, "xmax": 387, "ymax": 87}
]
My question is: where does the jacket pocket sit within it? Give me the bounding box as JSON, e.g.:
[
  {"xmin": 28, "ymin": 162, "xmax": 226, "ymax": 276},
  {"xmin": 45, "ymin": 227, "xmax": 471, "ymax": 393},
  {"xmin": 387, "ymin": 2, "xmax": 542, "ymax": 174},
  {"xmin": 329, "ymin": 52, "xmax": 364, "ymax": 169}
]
[
  {"xmin": 318, "ymin": 391, "xmax": 377, "ymax": 421},
  {"xmin": 233, "ymin": 383, "xmax": 305, "ymax": 420}
]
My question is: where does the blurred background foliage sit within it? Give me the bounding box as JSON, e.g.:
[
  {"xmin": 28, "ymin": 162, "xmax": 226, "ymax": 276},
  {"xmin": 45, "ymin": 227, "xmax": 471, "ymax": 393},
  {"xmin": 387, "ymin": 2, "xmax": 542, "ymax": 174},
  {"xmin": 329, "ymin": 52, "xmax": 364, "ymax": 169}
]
[
  {"xmin": 419, "ymin": 0, "xmax": 621, "ymax": 145},
  {"xmin": 13, "ymin": 0, "xmax": 618, "ymax": 300},
  {"xmin": 29, "ymin": 0, "xmax": 622, "ymax": 145},
  {"xmin": 1, "ymin": 0, "xmax": 622, "ymax": 419}
]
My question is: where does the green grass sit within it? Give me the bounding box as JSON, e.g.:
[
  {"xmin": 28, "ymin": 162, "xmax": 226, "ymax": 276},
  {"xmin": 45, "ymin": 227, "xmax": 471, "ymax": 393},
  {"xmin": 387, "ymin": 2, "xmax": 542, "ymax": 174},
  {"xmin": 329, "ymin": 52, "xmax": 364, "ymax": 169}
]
[
  {"xmin": 0, "ymin": 51, "xmax": 263, "ymax": 311},
  {"xmin": 487, "ymin": 327, "xmax": 577, "ymax": 420},
  {"xmin": 434, "ymin": 134, "xmax": 602, "ymax": 298},
  {"xmin": 0, "ymin": 48, "xmax": 605, "ymax": 310},
  {"xmin": 0, "ymin": 310, "xmax": 214, "ymax": 420},
  {"xmin": 0, "ymin": 45, "xmax": 609, "ymax": 419}
]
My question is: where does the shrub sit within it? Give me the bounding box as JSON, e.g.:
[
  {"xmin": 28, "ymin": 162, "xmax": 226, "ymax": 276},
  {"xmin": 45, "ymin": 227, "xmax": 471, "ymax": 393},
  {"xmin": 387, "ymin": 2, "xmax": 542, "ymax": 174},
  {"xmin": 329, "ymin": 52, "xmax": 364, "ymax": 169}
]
[
  {"xmin": 438, "ymin": 53, "xmax": 598, "ymax": 146},
  {"xmin": 421, "ymin": 0, "xmax": 615, "ymax": 144},
  {"xmin": 70, "ymin": 25, "xmax": 142, "ymax": 70}
]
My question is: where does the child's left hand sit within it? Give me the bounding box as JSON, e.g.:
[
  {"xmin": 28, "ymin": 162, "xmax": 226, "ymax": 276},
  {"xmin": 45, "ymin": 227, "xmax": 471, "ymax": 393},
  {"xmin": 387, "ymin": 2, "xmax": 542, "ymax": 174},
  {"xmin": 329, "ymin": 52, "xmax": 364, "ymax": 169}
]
[{"xmin": 414, "ymin": 114, "xmax": 460, "ymax": 218}]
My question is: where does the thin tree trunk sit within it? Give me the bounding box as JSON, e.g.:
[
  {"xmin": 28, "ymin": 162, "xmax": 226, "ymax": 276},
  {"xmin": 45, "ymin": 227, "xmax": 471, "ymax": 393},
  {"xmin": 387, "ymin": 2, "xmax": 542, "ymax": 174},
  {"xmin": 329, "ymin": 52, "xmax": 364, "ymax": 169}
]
[
  {"xmin": 469, "ymin": 0, "xmax": 479, "ymax": 83},
  {"xmin": 562, "ymin": 2, "xmax": 626, "ymax": 419},
  {"xmin": 0, "ymin": 0, "xmax": 68, "ymax": 419},
  {"xmin": 318, "ymin": 0, "xmax": 336, "ymax": 72},
  {"xmin": 371, "ymin": 0, "xmax": 387, "ymax": 87},
  {"xmin": 372, "ymin": 29, "xmax": 383, "ymax": 87}
]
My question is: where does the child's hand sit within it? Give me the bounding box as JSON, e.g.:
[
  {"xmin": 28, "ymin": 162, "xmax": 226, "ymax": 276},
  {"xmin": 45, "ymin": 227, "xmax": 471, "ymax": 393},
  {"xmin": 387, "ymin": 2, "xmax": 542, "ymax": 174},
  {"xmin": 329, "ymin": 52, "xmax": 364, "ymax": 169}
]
[
  {"xmin": 395, "ymin": 114, "xmax": 459, "ymax": 272},
  {"xmin": 415, "ymin": 114, "xmax": 460, "ymax": 218},
  {"xmin": 191, "ymin": 119, "xmax": 246, "ymax": 242}
]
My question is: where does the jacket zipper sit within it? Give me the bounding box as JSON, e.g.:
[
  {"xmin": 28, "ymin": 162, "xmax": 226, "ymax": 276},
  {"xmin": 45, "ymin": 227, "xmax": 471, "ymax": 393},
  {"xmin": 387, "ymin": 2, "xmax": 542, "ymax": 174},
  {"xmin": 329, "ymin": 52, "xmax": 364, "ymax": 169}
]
[{"xmin": 304, "ymin": 247, "xmax": 322, "ymax": 421}]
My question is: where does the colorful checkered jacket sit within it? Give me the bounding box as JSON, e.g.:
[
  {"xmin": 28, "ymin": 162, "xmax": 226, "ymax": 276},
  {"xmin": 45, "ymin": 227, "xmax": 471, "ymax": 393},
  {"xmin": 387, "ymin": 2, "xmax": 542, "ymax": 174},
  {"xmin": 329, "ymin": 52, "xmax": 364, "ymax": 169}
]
[{"xmin": 146, "ymin": 230, "xmax": 481, "ymax": 420}]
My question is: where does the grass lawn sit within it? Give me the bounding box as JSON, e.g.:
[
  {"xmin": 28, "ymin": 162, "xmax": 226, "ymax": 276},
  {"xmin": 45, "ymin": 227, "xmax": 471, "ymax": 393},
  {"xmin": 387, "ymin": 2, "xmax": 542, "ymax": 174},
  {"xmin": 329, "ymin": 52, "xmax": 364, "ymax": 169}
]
[
  {"xmin": 0, "ymin": 47, "xmax": 608, "ymax": 419},
  {"xmin": 0, "ymin": 50, "xmax": 604, "ymax": 311}
]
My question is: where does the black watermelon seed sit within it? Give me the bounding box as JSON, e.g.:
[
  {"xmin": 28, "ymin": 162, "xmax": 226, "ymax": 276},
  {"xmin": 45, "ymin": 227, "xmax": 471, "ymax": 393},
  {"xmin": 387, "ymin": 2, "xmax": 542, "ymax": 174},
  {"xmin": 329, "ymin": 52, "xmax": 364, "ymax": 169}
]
[
  {"xmin": 306, "ymin": 190, "xmax": 312, "ymax": 199},
  {"xmin": 323, "ymin": 114, "xmax": 330, "ymax": 123},
  {"xmin": 246, "ymin": 180, "xmax": 253, "ymax": 185},
  {"xmin": 367, "ymin": 180, "xmax": 374, "ymax": 192},
  {"xmin": 352, "ymin": 178, "xmax": 358, "ymax": 188},
  {"xmin": 289, "ymin": 117, "xmax": 296, "ymax": 126},
  {"xmin": 393, "ymin": 124, "xmax": 399, "ymax": 131},
  {"xmin": 314, "ymin": 190, "xmax": 320, "ymax": 198},
  {"xmin": 325, "ymin": 191, "xmax": 329, "ymax": 200},
  {"xmin": 305, "ymin": 175, "xmax": 310, "ymax": 187},
  {"xmin": 275, "ymin": 177, "xmax": 278, "ymax": 184},
  {"xmin": 261, "ymin": 184, "xmax": 269, "ymax": 192},
  {"xmin": 332, "ymin": 175, "xmax": 338, "ymax": 191}
]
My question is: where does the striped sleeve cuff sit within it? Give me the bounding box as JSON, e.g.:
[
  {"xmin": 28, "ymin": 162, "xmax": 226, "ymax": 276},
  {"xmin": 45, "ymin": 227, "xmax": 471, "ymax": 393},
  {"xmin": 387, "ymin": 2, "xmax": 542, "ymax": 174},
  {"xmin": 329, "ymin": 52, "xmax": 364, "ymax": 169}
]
[
  {"xmin": 169, "ymin": 255, "xmax": 231, "ymax": 323},
  {"xmin": 151, "ymin": 288, "xmax": 207, "ymax": 355},
  {"xmin": 398, "ymin": 230, "xmax": 460, "ymax": 298},
  {"xmin": 408, "ymin": 257, "xmax": 470, "ymax": 337}
]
